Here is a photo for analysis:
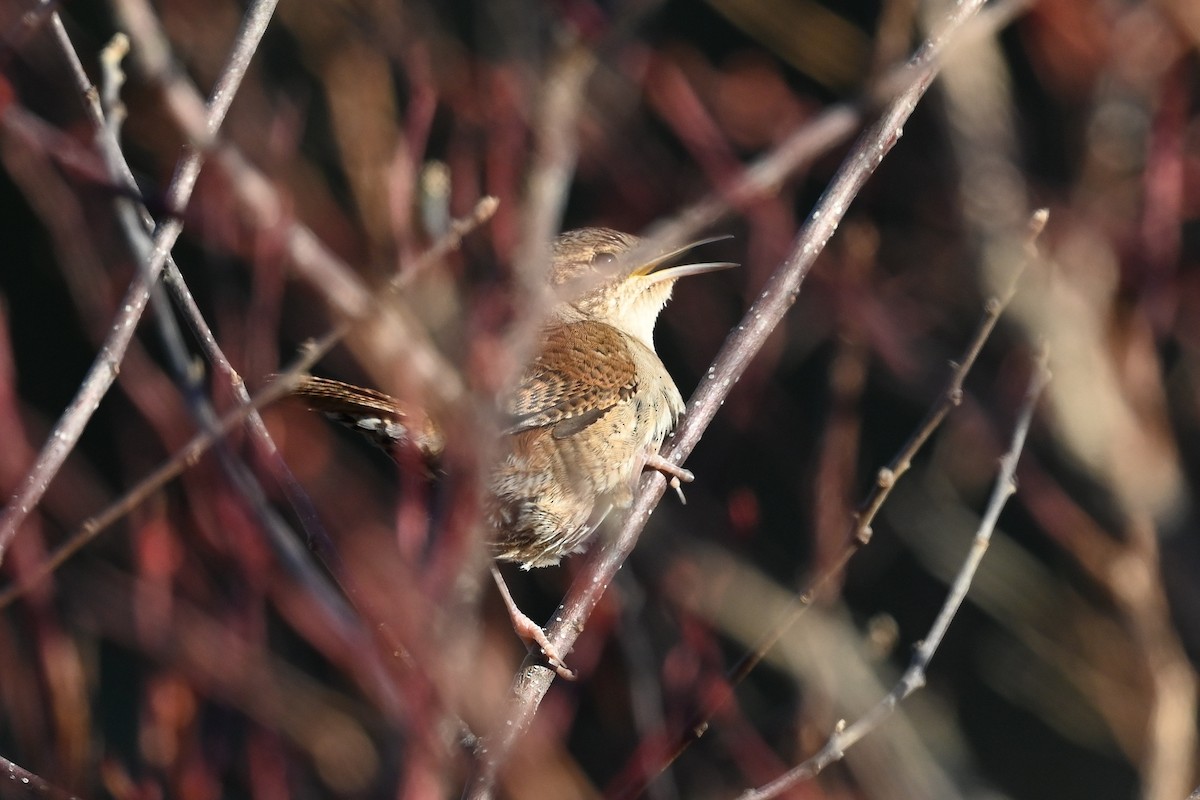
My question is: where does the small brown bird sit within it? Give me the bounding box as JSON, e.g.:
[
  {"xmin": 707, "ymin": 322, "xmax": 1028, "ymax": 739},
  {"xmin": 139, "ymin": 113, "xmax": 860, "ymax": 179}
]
[{"xmin": 291, "ymin": 227, "xmax": 734, "ymax": 676}]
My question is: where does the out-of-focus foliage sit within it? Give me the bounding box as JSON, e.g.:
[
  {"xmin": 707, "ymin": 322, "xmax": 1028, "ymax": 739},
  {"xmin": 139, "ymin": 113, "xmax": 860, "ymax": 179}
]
[{"xmin": 1, "ymin": 1, "xmax": 1198, "ymax": 798}]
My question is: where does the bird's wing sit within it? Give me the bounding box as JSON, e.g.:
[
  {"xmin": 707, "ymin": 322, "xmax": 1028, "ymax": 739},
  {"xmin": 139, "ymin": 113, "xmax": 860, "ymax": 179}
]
[{"xmin": 506, "ymin": 321, "xmax": 637, "ymax": 438}]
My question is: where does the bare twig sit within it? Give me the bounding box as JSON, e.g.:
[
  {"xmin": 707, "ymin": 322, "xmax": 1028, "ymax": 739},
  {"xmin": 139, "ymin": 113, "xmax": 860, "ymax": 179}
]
[
  {"xmin": 609, "ymin": 207, "xmax": 1050, "ymax": 799},
  {"xmin": 0, "ymin": 754, "xmax": 82, "ymax": 800},
  {"xmin": 735, "ymin": 347, "xmax": 1050, "ymax": 800},
  {"xmin": 853, "ymin": 209, "xmax": 1048, "ymax": 542},
  {"xmin": 0, "ymin": 196, "xmax": 497, "ymax": 612},
  {"xmin": 513, "ymin": 42, "xmax": 597, "ymax": 294},
  {"xmin": 89, "ymin": 9, "xmax": 336, "ymax": 571},
  {"xmin": 15, "ymin": 15, "xmax": 397, "ymax": 718},
  {"xmin": 6, "ymin": 0, "xmax": 429, "ymax": 730},
  {"xmin": 99, "ymin": 27, "xmax": 389, "ymax": 691},
  {"xmin": 463, "ymin": 1, "xmax": 997, "ymax": 795},
  {"xmin": 0, "ymin": 0, "xmax": 279, "ymax": 564},
  {"xmin": 111, "ymin": 0, "xmax": 465, "ymax": 414},
  {"xmin": 634, "ymin": 0, "xmax": 1033, "ymax": 262},
  {"xmin": 0, "ymin": 362, "xmax": 301, "ymax": 612}
]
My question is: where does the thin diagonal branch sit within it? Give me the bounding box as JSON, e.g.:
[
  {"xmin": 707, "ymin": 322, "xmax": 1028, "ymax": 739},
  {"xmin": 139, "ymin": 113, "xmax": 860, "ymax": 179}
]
[
  {"xmin": 0, "ymin": 196, "xmax": 497, "ymax": 612},
  {"xmin": 3, "ymin": 0, "xmax": 491, "ymax": 617},
  {"xmin": 114, "ymin": 0, "xmax": 466, "ymax": 411},
  {"xmin": 853, "ymin": 209, "xmax": 1049, "ymax": 541},
  {"xmin": 0, "ymin": 0, "xmax": 279, "ymax": 563},
  {"xmin": 609, "ymin": 207, "xmax": 1050, "ymax": 800},
  {"xmin": 0, "ymin": 754, "xmax": 82, "ymax": 800},
  {"xmin": 464, "ymin": 0, "xmax": 994, "ymax": 795},
  {"xmin": 634, "ymin": 0, "xmax": 1032, "ymax": 261},
  {"xmin": 735, "ymin": 347, "xmax": 1051, "ymax": 800},
  {"xmin": 97, "ymin": 38, "xmax": 410, "ymax": 720}
]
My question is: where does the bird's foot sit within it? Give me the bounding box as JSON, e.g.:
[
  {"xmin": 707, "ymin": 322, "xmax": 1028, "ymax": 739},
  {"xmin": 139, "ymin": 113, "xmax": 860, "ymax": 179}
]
[
  {"xmin": 491, "ymin": 565, "xmax": 577, "ymax": 680},
  {"xmin": 644, "ymin": 453, "xmax": 694, "ymax": 504}
]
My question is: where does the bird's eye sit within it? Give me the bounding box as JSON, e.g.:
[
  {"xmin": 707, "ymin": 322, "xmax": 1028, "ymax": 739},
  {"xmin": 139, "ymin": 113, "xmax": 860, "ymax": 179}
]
[{"xmin": 591, "ymin": 251, "xmax": 617, "ymax": 268}]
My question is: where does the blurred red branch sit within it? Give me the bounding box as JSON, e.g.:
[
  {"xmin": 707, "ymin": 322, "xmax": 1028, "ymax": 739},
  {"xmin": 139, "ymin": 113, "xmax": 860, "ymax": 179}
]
[{"xmin": 0, "ymin": 0, "xmax": 279, "ymax": 564}]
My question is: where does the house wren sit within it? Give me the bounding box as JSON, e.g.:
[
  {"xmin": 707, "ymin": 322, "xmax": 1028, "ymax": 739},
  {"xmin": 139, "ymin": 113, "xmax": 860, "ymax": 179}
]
[{"xmin": 290, "ymin": 227, "xmax": 734, "ymax": 675}]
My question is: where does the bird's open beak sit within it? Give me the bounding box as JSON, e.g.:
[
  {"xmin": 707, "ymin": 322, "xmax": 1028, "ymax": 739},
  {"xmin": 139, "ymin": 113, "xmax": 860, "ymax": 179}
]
[{"xmin": 631, "ymin": 234, "xmax": 738, "ymax": 285}]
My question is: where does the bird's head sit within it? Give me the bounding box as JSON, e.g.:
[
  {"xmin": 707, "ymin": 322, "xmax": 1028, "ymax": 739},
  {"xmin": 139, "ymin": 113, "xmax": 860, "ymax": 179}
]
[{"xmin": 548, "ymin": 227, "xmax": 735, "ymax": 348}]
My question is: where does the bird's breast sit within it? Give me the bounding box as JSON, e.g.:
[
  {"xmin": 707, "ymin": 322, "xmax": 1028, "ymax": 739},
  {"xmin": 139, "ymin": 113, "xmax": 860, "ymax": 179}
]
[{"xmin": 487, "ymin": 331, "xmax": 685, "ymax": 567}]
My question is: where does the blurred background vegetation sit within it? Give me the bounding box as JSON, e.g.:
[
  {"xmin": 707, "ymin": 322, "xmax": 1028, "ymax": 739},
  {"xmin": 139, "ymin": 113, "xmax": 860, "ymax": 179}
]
[{"xmin": 1, "ymin": 0, "xmax": 1199, "ymax": 798}]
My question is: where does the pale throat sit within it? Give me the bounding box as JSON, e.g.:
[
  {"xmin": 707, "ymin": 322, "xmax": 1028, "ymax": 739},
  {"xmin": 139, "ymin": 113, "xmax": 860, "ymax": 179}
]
[
  {"xmin": 557, "ymin": 281, "xmax": 675, "ymax": 351},
  {"xmin": 609, "ymin": 282, "xmax": 675, "ymax": 351}
]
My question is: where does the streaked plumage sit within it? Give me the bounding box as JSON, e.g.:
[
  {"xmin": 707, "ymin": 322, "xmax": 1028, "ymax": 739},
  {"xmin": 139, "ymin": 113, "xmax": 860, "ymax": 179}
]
[{"xmin": 291, "ymin": 227, "xmax": 730, "ymax": 566}]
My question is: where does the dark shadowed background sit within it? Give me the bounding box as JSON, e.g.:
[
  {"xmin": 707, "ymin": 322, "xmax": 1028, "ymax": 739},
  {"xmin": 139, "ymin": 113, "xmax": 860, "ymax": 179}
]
[{"xmin": 1, "ymin": 1, "xmax": 1199, "ymax": 798}]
